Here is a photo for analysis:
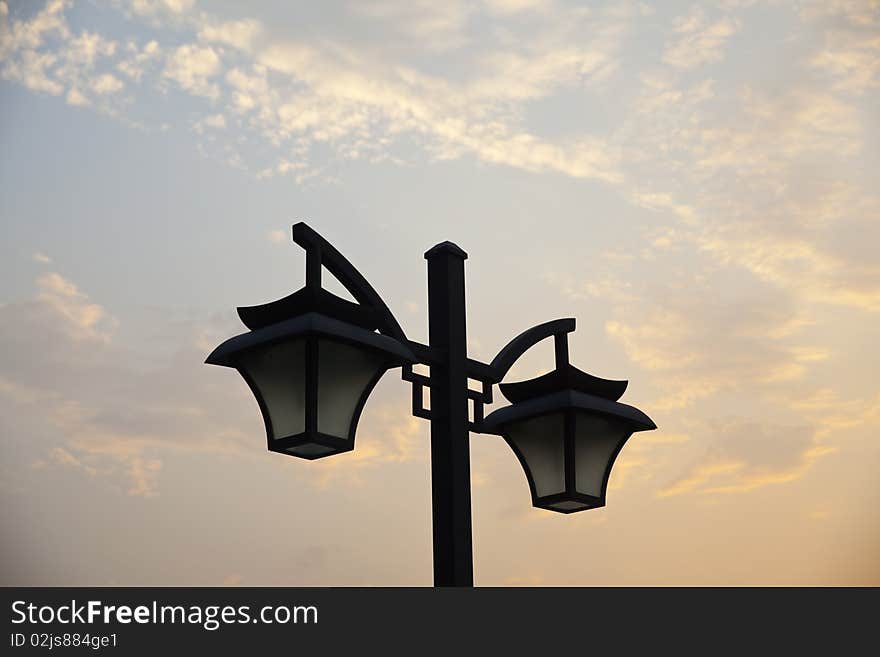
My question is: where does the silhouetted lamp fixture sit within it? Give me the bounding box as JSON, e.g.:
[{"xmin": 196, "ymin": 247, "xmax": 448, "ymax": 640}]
[
  {"xmin": 206, "ymin": 226, "xmax": 415, "ymax": 459},
  {"xmin": 207, "ymin": 222, "xmax": 656, "ymax": 586},
  {"xmin": 481, "ymin": 326, "xmax": 656, "ymax": 513}
]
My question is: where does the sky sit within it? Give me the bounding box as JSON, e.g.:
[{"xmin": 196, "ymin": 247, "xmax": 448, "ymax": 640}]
[{"xmin": 1, "ymin": 0, "xmax": 878, "ymax": 586}]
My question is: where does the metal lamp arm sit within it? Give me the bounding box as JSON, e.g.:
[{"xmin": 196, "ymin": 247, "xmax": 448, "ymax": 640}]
[
  {"xmin": 489, "ymin": 318, "xmax": 576, "ymax": 379},
  {"xmin": 401, "ymin": 319, "xmax": 577, "ymax": 433},
  {"xmin": 292, "ymin": 222, "xmax": 408, "ymax": 343}
]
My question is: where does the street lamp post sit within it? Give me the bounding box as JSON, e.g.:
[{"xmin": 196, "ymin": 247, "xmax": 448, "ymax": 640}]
[
  {"xmin": 207, "ymin": 222, "xmax": 656, "ymax": 587},
  {"xmin": 423, "ymin": 243, "xmax": 473, "ymax": 586}
]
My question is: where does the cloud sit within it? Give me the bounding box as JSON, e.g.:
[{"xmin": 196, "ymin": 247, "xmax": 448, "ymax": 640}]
[
  {"xmin": 663, "ymin": 8, "xmax": 738, "ymax": 70},
  {"xmin": 115, "ymin": 39, "xmax": 160, "ymax": 81},
  {"xmin": 657, "ymin": 419, "xmax": 835, "ymax": 497},
  {"xmin": 198, "ymin": 18, "xmax": 261, "ymax": 52},
  {"xmin": 0, "ymin": 3, "xmax": 131, "ymax": 113},
  {"xmin": 803, "ymin": 0, "xmax": 880, "ymax": 95},
  {"xmin": 65, "ymin": 86, "xmax": 88, "ymax": 105},
  {"xmin": 4, "ymin": 0, "xmax": 630, "ymax": 183},
  {"xmin": 162, "ymin": 44, "xmax": 221, "ymax": 98},
  {"xmin": 90, "ymin": 72, "xmax": 123, "ymax": 94},
  {"xmin": 242, "ymin": 27, "xmax": 624, "ymax": 180},
  {"xmin": 693, "ymin": 223, "xmax": 880, "ymax": 312},
  {"xmin": 2, "ymin": 48, "xmax": 64, "ymax": 95},
  {"xmin": 224, "ymin": 65, "xmax": 270, "ymax": 113},
  {"xmin": 467, "ymin": 45, "xmax": 617, "ymax": 103},
  {"xmin": 32, "ymin": 252, "xmax": 52, "ymax": 264},
  {"xmin": 193, "ymin": 112, "xmax": 226, "ymax": 133},
  {"xmin": 786, "ymin": 389, "xmax": 880, "ymax": 440},
  {"xmin": 128, "ymin": 0, "xmax": 195, "ymax": 19},
  {"xmin": 4, "ymin": 2, "xmax": 878, "ymax": 320},
  {"xmin": 798, "ymin": 0, "xmax": 880, "ymax": 28},
  {"xmin": 125, "ymin": 456, "xmax": 162, "ymax": 497},
  {"xmin": 3, "ymin": 0, "xmax": 873, "ymax": 205},
  {"xmin": 44, "ymin": 446, "xmax": 98, "ymax": 477},
  {"xmin": 582, "ymin": 255, "xmax": 826, "ymax": 409},
  {"xmin": 352, "ymin": 1, "xmax": 473, "ymax": 52},
  {"xmin": 483, "ymin": 0, "xmax": 552, "ymax": 16},
  {"xmin": 64, "ymin": 30, "xmax": 116, "ymax": 67},
  {"xmin": 695, "ymin": 89, "xmax": 862, "ymax": 175},
  {"xmin": 0, "ymin": 0, "xmax": 69, "ymax": 58},
  {"xmin": 811, "ymin": 46, "xmax": 880, "ymax": 95},
  {"xmin": 35, "ymin": 272, "xmax": 114, "ymax": 341},
  {"xmin": 0, "ymin": 272, "xmax": 258, "ymax": 497},
  {"xmin": 615, "ymin": 47, "xmax": 878, "ymax": 314}
]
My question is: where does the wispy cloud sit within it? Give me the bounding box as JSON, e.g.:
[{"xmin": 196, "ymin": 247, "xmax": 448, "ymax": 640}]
[
  {"xmin": 35, "ymin": 271, "xmax": 115, "ymax": 341},
  {"xmin": 0, "ymin": 272, "xmax": 254, "ymax": 497},
  {"xmin": 2, "ymin": 0, "xmax": 632, "ymax": 182},
  {"xmin": 657, "ymin": 420, "xmax": 835, "ymax": 497},
  {"xmin": 197, "ymin": 18, "xmax": 261, "ymax": 52},
  {"xmin": 569, "ymin": 250, "xmax": 826, "ymax": 410},
  {"xmin": 193, "ymin": 112, "xmax": 226, "ymax": 133},
  {"xmin": 663, "ymin": 8, "xmax": 739, "ymax": 70}
]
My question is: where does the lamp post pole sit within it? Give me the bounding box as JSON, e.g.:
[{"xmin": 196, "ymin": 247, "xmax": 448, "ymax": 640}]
[{"xmin": 425, "ymin": 242, "xmax": 474, "ymax": 587}]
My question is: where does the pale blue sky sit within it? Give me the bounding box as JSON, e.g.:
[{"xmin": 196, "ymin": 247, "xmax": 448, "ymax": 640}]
[{"xmin": 2, "ymin": 0, "xmax": 878, "ymax": 585}]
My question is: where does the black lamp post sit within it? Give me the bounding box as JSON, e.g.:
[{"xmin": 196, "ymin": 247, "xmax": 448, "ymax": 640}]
[{"xmin": 207, "ymin": 223, "xmax": 656, "ymax": 586}]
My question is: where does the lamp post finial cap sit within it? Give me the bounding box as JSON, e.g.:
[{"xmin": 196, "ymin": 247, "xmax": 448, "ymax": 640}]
[{"xmin": 425, "ymin": 241, "xmax": 468, "ymax": 260}]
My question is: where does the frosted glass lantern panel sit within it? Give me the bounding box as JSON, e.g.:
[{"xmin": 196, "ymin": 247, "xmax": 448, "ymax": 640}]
[
  {"xmin": 237, "ymin": 339, "xmax": 307, "ymax": 440},
  {"xmin": 505, "ymin": 413, "xmax": 565, "ymax": 497},
  {"xmin": 317, "ymin": 339, "xmax": 387, "ymax": 439},
  {"xmin": 573, "ymin": 413, "xmax": 632, "ymax": 497}
]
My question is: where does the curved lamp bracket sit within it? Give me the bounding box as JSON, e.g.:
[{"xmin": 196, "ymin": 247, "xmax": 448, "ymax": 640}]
[
  {"xmin": 237, "ymin": 222, "xmax": 408, "ymax": 343},
  {"xmin": 490, "ymin": 318, "xmax": 575, "ymax": 380},
  {"xmin": 488, "ymin": 317, "xmax": 628, "ymax": 404},
  {"xmin": 292, "ymin": 223, "xmax": 407, "ymax": 342}
]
